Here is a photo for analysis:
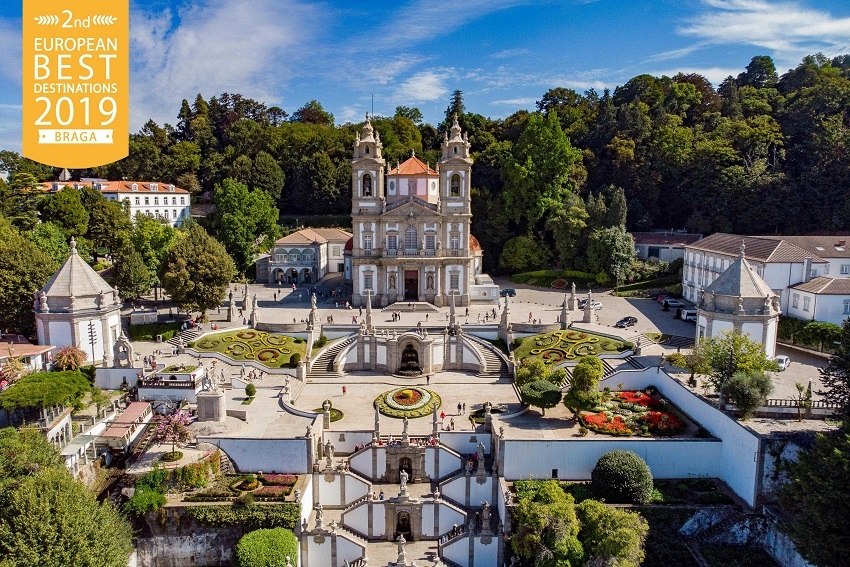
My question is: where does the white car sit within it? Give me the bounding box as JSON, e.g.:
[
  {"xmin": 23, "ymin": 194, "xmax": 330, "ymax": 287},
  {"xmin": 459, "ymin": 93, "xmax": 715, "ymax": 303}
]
[
  {"xmin": 578, "ymin": 299, "xmax": 602, "ymax": 310},
  {"xmin": 773, "ymin": 355, "xmax": 791, "ymax": 371}
]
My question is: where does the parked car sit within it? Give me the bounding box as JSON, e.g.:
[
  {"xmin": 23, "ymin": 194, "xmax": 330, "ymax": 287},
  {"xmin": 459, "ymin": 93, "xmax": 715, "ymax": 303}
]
[
  {"xmin": 663, "ymin": 299, "xmax": 685, "ymax": 309},
  {"xmin": 773, "ymin": 355, "xmax": 791, "ymax": 371},
  {"xmin": 614, "ymin": 316, "xmax": 638, "ymax": 328},
  {"xmin": 578, "ymin": 299, "xmax": 603, "ymax": 310},
  {"xmin": 684, "ymin": 313, "xmax": 697, "ymax": 323},
  {"xmin": 499, "ymin": 288, "xmax": 516, "ymax": 297}
]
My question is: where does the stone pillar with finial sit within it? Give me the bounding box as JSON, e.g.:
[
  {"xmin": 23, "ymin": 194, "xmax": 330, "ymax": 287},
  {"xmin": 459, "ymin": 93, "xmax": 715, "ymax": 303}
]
[
  {"xmin": 582, "ymin": 289, "xmax": 593, "ymax": 323},
  {"xmin": 374, "ymin": 405, "xmax": 381, "ymax": 438},
  {"xmin": 449, "ymin": 289, "xmax": 457, "ymax": 328},
  {"xmin": 561, "ymin": 293, "xmax": 569, "ymax": 329},
  {"xmin": 365, "ymin": 289, "xmax": 373, "ymax": 331},
  {"xmin": 498, "ymin": 292, "xmax": 512, "ymax": 344},
  {"xmin": 432, "ymin": 405, "xmax": 439, "ymax": 438}
]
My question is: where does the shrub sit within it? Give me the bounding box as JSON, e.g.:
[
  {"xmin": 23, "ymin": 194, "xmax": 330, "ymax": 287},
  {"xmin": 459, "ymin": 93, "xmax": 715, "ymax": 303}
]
[
  {"xmin": 236, "ymin": 493, "xmax": 256, "ymax": 507},
  {"xmin": 520, "ymin": 380, "xmax": 562, "ymax": 416},
  {"xmin": 591, "ymin": 450, "xmax": 654, "ymax": 504},
  {"xmin": 289, "ymin": 353, "xmax": 301, "ymax": 368},
  {"xmin": 245, "ymin": 383, "xmax": 257, "ymax": 398},
  {"xmin": 188, "ymin": 503, "xmax": 299, "ymax": 529},
  {"xmin": 722, "ymin": 370, "xmax": 772, "ymax": 419},
  {"xmin": 53, "ymin": 346, "xmax": 87, "ymax": 371},
  {"xmin": 564, "ymin": 356, "xmax": 603, "ymax": 412},
  {"xmin": 125, "ymin": 486, "xmax": 166, "ymax": 516},
  {"xmin": 233, "ymin": 528, "xmax": 298, "ymax": 567},
  {"xmin": 314, "ymin": 334, "xmax": 328, "ymax": 348}
]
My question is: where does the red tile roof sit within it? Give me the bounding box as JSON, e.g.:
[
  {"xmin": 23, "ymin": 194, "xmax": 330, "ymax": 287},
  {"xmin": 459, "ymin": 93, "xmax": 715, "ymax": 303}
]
[
  {"xmin": 790, "ymin": 277, "xmax": 850, "ymax": 295},
  {"xmin": 41, "ymin": 180, "xmax": 189, "ymax": 194},
  {"xmin": 631, "ymin": 232, "xmax": 702, "ymax": 246},
  {"xmin": 686, "ymin": 233, "xmax": 826, "ymax": 263},
  {"xmin": 275, "ymin": 227, "xmax": 352, "ymax": 246},
  {"xmin": 388, "ymin": 155, "xmax": 438, "ymax": 176},
  {"xmin": 760, "ymin": 235, "xmax": 850, "ymax": 259}
]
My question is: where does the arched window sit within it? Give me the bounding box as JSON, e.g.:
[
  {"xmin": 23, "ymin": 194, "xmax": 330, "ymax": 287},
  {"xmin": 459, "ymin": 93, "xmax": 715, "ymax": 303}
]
[
  {"xmin": 450, "ymin": 174, "xmax": 460, "ymax": 197},
  {"xmin": 453, "ymin": 146, "xmax": 458, "ymax": 155},
  {"xmin": 365, "ymin": 146, "xmax": 370, "ymax": 154},
  {"xmin": 362, "ymin": 174, "xmax": 372, "ymax": 197}
]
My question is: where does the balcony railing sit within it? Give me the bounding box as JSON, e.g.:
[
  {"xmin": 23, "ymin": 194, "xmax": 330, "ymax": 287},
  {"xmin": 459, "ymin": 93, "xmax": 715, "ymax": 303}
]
[{"xmin": 355, "ymin": 248, "xmax": 466, "ymax": 258}]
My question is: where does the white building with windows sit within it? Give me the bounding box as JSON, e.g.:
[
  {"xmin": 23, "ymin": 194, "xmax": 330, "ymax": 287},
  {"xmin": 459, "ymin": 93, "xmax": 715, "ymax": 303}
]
[
  {"xmin": 787, "ymin": 277, "xmax": 850, "ymax": 325},
  {"xmin": 42, "ymin": 178, "xmax": 191, "ymax": 227},
  {"xmin": 257, "ymin": 227, "xmax": 352, "ymax": 285},
  {"xmin": 348, "ymin": 116, "xmax": 494, "ymax": 307}
]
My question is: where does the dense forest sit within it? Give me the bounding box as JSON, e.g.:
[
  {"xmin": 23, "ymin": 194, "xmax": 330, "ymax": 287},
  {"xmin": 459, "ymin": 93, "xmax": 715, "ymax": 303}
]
[{"xmin": 2, "ymin": 53, "xmax": 850, "ymax": 275}]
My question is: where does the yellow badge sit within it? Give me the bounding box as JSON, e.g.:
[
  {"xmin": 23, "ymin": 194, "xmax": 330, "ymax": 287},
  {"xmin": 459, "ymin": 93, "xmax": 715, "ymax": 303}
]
[{"xmin": 22, "ymin": 0, "xmax": 129, "ymax": 168}]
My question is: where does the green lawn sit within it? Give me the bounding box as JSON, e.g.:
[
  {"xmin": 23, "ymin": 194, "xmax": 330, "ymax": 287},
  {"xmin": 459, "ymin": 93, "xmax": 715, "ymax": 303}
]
[
  {"xmin": 513, "ymin": 330, "xmax": 632, "ymax": 364},
  {"xmin": 129, "ymin": 322, "xmax": 182, "ymax": 341},
  {"xmin": 189, "ymin": 329, "xmax": 307, "ymax": 369}
]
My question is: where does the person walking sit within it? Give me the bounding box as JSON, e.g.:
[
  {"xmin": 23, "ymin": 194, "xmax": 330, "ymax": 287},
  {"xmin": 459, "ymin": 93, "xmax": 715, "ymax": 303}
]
[
  {"xmin": 457, "ymin": 402, "xmax": 462, "ymax": 414},
  {"xmin": 462, "ymin": 402, "xmax": 466, "ymax": 414},
  {"xmin": 342, "ymin": 385, "xmax": 347, "ymax": 396}
]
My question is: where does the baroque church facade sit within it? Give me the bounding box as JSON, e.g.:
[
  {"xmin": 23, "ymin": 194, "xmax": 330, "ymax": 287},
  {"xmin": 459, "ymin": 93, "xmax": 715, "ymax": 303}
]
[{"xmin": 348, "ymin": 116, "xmax": 497, "ymax": 307}]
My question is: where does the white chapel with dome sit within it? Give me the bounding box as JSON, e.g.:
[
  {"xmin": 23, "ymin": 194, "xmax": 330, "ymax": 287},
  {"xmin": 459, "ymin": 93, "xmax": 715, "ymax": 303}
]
[
  {"xmin": 348, "ymin": 116, "xmax": 498, "ymax": 307},
  {"xmin": 34, "ymin": 238, "xmax": 122, "ymax": 366}
]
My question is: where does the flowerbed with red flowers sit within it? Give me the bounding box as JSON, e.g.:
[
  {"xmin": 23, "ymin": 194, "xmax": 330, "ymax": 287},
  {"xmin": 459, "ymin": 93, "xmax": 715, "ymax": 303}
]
[
  {"xmin": 258, "ymin": 474, "xmax": 298, "ymax": 486},
  {"xmin": 578, "ymin": 388, "xmax": 685, "ymax": 437},
  {"xmin": 392, "ymin": 388, "xmax": 423, "ymax": 406},
  {"xmin": 253, "ymin": 485, "xmax": 292, "ymax": 500}
]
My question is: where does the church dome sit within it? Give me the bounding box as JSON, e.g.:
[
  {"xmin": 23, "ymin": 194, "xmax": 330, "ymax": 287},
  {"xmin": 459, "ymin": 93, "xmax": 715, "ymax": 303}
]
[{"xmin": 700, "ymin": 242, "xmax": 777, "ymax": 315}]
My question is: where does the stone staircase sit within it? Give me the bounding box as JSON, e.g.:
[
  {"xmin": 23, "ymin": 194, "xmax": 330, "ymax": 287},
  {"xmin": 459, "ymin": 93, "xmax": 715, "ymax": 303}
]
[
  {"xmin": 465, "ymin": 336, "xmax": 511, "ymax": 381},
  {"xmin": 382, "ymin": 301, "xmax": 440, "ymax": 313},
  {"xmin": 308, "ymin": 336, "xmax": 357, "ymax": 380},
  {"xmin": 167, "ymin": 327, "xmax": 200, "ymax": 347},
  {"xmin": 624, "ymin": 355, "xmax": 644, "ymax": 369},
  {"xmin": 218, "ymin": 450, "xmax": 234, "ymax": 475}
]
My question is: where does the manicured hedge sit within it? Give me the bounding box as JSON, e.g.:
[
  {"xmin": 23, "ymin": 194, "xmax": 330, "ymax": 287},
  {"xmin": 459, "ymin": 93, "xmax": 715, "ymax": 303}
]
[
  {"xmin": 591, "ymin": 450, "xmax": 653, "ymax": 504},
  {"xmin": 0, "ymin": 370, "xmax": 90, "ymax": 411},
  {"xmin": 233, "ymin": 528, "xmax": 298, "ymax": 567}
]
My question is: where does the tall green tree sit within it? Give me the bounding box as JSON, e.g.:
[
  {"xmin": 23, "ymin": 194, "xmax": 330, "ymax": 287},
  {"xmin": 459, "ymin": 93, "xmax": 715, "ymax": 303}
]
[
  {"xmin": 575, "ymin": 499, "xmax": 648, "ymax": 567},
  {"xmin": 512, "ymin": 480, "xmax": 584, "ymax": 566},
  {"xmin": 290, "ymin": 100, "xmax": 334, "ymax": 126},
  {"xmin": 80, "ymin": 188, "xmax": 131, "ymax": 260},
  {"xmin": 0, "ymin": 216, "xmax": 55, "ymax": 336},
  {"xmin": 721, "ymin": 370, "xmax": 772, "ymax": 419},
  {"xmin": 585, "ymin": 226, "xmax": 636, "ymax": 282},
  {"xmin": 112, "ymin": 240, "xmax": 153, "ymax": 299},
  {"xmin": 564, "ymin": 356, "xmax": 603, "ymax": 412},
  {"xmin": 213, "ymin": 178, "xmax": 279, "ymax": 273},
  {"xmin": 26, "ymin": 222, "xmax": 70, "ymax": 267},
  {"xmin": 0, "ymin": 428, "xmax": 132, "ymax": 566},
  {"xmin": 39, "ymin": 187, "xmax": 89, "ymax": 237},
  {"xmin": 130, "ymin": 215, "xmax": 182, "ymax": 289},
  {"xmin": 818, "ymin": 318, "xmax": 850, "ymax": 426},
  {"xmin": 520, "ymin": 380, "xmax": 562, "ymax": 416},
  {"xmin": 7, "ymin": 172, "xmax": 42, "ymax": 232},
  {"xmin": 498, "ymin": 235, "xmax": 550, "ymax": 273},
  {"xmin": 697, "ymin": 331, "xmax": 778, "ymax": 400},
  {"xmin": 779, "ymin": 430, "xmax": 850, "ymax": 567},
  {"xmin": 251, "ymin": 151, "xmax": 284, "ymax": 200},
  {"xmin": 503, "ymin": 112, "xmax": 584, "ymax": 237},
  {"xmin": 160, "ymin": 223, "xmax": 236, "ymax": 315}
]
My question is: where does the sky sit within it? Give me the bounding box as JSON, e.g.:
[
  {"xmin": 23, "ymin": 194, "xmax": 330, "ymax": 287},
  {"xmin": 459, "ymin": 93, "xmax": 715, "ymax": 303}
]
[{"xmin": 1, "ymin": 0, "xmax": 850, "ymax": 152}]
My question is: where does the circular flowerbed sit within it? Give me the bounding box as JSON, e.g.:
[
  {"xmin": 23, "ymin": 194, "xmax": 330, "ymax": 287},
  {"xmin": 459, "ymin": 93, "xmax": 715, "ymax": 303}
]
[
  {"xmin": 161, "ymin": 451, "xmax": 183, "ymax": 462},
  {"xmin": 578, "ymin": 388, "xmax": 685, "ymax": 437},
  {"xmin": 375, "ymin": 387, "xmax": 441, "ymax": 418}
]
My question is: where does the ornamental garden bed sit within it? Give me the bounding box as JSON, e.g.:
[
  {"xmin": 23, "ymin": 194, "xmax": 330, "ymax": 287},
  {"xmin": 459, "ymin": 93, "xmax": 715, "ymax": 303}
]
[
  {"xmin": 577, "ymin": 387, "xmax": 687, "ymax": 437},
  {"xmin": 188, "ymin": 330, "xmax": 307, "ymax": 369},
  {"xmin": 374, "ymin": 386, "xmax": 442, "ymax": 418},
  {"xmin": 184, "ymin": 473, "xmax": 299, "ymax": 503},
  {"xmin": 513, "ymin": 330, "xmax": 632, "ymax": 365}
]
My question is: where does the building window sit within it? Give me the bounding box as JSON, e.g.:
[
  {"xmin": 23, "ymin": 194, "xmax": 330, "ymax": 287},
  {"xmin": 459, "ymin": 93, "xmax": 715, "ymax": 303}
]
[
  {"xmin": 803, "ymin": 297, "xmax": 811, "ymax": 312},
  {"xmin": 363, "ymin": 234, "xmax": 373, "ymax": 250},
  {"xmin": 362, "ymin": 174, "xmax": 372, "ymax": 197},
  {"xmin": 425, "ymin": 234, "xmax": 435, "ymax": 250},
  {"xmin": 172, "ymin": 197, "xmax": 176, "ymax": 205},
  {"xmin": 842, "ymin": 264, "xmax": 850, "ymax": 275},
  {"xmin": 844, "ymin": 300, "xmax": 850, "ymax": 315},
  {"xmin": 364, "ymin": 272, "xmax": 373, "ymax": 291},
  {"xmin": 792, "ymin": 293, "xmax": 799, "ymax": 308},
  {"xmin": 450, "ymin": 174, "xmax": 460, "ymax": 197},
  {"xmin": 180, "ymin": 197, "xmax": 186, "ymax": 205},
  {"xmin": 450, "ymin": 233, "xmax": 460, "ymax": 250},
  {"xmin": 332, "ymin": 246, "xmax": 341, "ymax": 256},
  {"xmin": 172, "ymin": 209, "xmax": 177, "ymax": 219},
  {"xmin": 135, "ymin": 197, "xmax": 140, "ymax": 205},
  {"xmin": 154, "ymin": 197, "xmax": 159, "ymax": 205},
  {"xmin": 144, "ymin": 197, "xmax": 149, "ymax": 205},
  {"xmin": 387, "ymin": 235, "xmax": 397, "ymax": 251},
  {"xmin": 404, "ymin": 226, "xmax": 417, "ymax": 251},
  {"xmin": 274, "ymin": 254, "xmax": 284, "ymax": 262},
  {"xmin": 450, "ymin": 273, "xmax": 459, "ymax": 291}
]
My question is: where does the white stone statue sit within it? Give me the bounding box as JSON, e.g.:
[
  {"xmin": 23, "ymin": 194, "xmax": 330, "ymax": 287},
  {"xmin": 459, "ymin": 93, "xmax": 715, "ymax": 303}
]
[
  {"xmin": 315, "ymin": 503, "xmax": 324, "ymax": 528},
  {"xmin": 311, "ymin": 292, "xmax": 317, "ymax": 310},
  {"xmin": 402, "ymin": 416, "xmax": 409, "ymax": 437},
  {"xmin": 325, "ymin": 439, "xmax": 335, "ymax": 460},
  {"xmin": 397, "ymin": 534, "xmax": 407, "ymax": 562},
  {"xmin": 482, "ymin": 501, "xmax": 491, "ymax": 527},
  {"xmin": 477, "ymin": 441, "xmax": 485, "ymax": 462},
  {"xmin": 399, "ymin": 468, "xmax": 409, "ymax": 490}
]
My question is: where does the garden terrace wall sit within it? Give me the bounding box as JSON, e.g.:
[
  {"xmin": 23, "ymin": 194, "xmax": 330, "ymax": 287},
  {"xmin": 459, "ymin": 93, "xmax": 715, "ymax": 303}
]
[
  {"xmin": 440, "ymin": 431, "xmax": 491, "ymax": 457},
  {"xmin": 600, "ymin": 367, "xmax": 762, "ymax": 506},
  {"xmin": 197, "ymin": 436, "xmax": 310, "ymax": 473},
  {"xmin": 314, "ymin": 470, "xmax": 370, "ymax": 508}
]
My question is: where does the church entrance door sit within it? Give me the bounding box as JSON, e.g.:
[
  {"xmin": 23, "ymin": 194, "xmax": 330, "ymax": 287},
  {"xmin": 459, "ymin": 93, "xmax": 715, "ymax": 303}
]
[
  {"xmin": 395, "ymin": 511, "xmax": 412, "ymax": 540},
  {"xmin": 404, "ymin": 270, "xmax": 418, "ymax": 300}
]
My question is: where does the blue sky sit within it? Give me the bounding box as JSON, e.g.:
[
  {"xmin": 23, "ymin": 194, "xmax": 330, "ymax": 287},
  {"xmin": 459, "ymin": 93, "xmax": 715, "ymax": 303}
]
[{"xmin": 2, "ymin": 0, "xmax": 850, "ymax": 152}]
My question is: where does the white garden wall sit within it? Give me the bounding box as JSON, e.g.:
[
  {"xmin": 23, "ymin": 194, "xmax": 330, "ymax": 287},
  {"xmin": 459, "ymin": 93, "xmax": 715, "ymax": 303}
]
[{"xmin": 198, "ymin": 437, "xmax": 309, "ymax": 473}]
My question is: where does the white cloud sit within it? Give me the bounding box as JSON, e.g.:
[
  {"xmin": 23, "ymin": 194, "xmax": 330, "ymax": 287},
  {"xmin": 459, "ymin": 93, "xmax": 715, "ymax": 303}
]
[
  {"xmin": 395, "ymin": 70, "xmax": 452, "ymax": 104},
  {"xmin": 675, "ymin": 0, "xmax": 850, "ymax": 68},
  {"xmin": 129, "ymin": 0, "xmax": 324, "ymax": 129},
  {"xmin": 490, "ymin": 97, "xmax": 536, "ymax": 106},
  {"xmin": 491, "ymin": 48, "xmax": 533, "ymax": 59}
]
